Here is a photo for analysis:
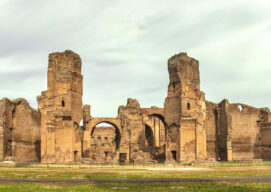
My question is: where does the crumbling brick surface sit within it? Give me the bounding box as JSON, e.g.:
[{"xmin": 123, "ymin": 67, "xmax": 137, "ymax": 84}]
[
  {"xmin": 89, "ymin": 126, "xmax": 118, "ymax": 163},
  {"xmin": 164, "ymin": 53, "xmax": 206, "ymax": 163},
  {"xmin": 37, "ymin": 50, "xmax": 83, "ymax": 163},
  {"xmin": 1, "ymin": 50, "xmax": 270, "ymax": 164},
  {"xmin": 118, "ymin": 98, "xmax": 149, "ymax": 162},
  {"xmin": 0, "ymin": 98, "xmax": 40, "ymax": 162},
  {"xmin": 204, "ymin": 101, "xmax": 218, "ymax": 160}
]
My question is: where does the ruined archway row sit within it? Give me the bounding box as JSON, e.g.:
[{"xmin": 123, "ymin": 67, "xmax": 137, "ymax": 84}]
[
  {"xmin": 1, "ymin": 50, "xmax": 271, "ymax": 164},
  {"xmin": 81, "ymin": 100, "xmax": 167, "ymax": 163}
]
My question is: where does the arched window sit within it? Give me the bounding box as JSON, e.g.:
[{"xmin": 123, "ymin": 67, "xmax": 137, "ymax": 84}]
[
  {"xmin": 62, "ymin": 99, "xmax": 65, "ymax": 107},
  {"xmin": 238, "ymin": 105, "xmax": 243, "ymax": 111},
  {"xmin": 187, "ymin": 103, "xmax": 191, "ymax": 110}
]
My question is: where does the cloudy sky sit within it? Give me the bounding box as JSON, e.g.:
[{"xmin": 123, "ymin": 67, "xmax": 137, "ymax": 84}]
[{"xmin": 0, "ymin": 0, "xmax": 271, "ymax": 117}]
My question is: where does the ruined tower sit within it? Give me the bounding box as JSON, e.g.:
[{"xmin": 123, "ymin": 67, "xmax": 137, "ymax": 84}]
[
  {"xmin": 164, "ymin": 53, "xmax": 206, "ymax": 162},
  {"xmin": 37, "ymin": 50, "xmax": 83, "ymax": 163}
]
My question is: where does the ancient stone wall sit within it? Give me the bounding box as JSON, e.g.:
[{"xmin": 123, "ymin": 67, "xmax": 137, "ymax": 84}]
[
  {"xmin": 216, "ymin": 100, "xmax": 230, "ymax": 161},
  {"xmin": 1, "ymin": 50, "xmax": 270, "ymax": 164},
  {"xmin": 89, "ymin": 126, "xmax": 117, "ymax": 163},
  {"xmin": 164, "ymin": 53, "xmax": 206, "ymax": 163},
  {"xmin": 0, "ymin": 98, "xmax": 12, "ymax": 161},
  {"xmin": 261, "ymin": 122, "xmax": 271, "ymax": 160},
  {"xmin": 83, "ymin": 99, "xmax": 157, "ymax": 163},
  {"xmin": 82, "ymin": 115, "xmax": 121, "ymax": 162},
  {"xmin": 204, "ymin": 101, "xmax": 218, "ymax": 160},
  {"xmin": 227, "ymin": 104, "xmax": 262, "ymax": 160},
  {"xmin": 204, "ymin": 99, "xmax": 270, "ymax": 161},
  {"xmin": 0, "ymin": 98, "xmax": 40, "ymax": 162},
  {"xmin": 118, "ymin": 98, "xmax": 151, "ymax": 162},
  {"xmin": 37, "ymin": 50, "xmax": 83, "ymax": 163}
]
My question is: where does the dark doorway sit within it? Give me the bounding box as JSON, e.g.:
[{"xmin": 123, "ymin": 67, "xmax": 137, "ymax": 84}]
[
  {"xmin": 171, "ymin": 150, "xmax": 177, "ymax": 161},
  {"xmin": 145, "ymin": 125, "xmax": 154, "ymax": 147},
  {"xmin": 104, "ymin": 151, "xmax": 108, "ymax": 159},
  {"xmin": 119, "ymin": 153, "xmax": 127, "ymax": 163},
  {"xmin": 74, "ymin": 151, "xmax": 78, "ymax": 162},
  {"xmin": 62, "ymin": 99, "xmax": 65, "ymax": 107}
]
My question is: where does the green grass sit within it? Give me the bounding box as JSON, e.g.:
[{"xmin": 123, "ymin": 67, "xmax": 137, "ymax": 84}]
[
  {"xmin": 1, "ymin": 182, "xmax": 271, "ymax": 192},
  {"xmin": 0, "ymin": 167, "xmax": 271, "ymax": 179},
  {"xmin": 0, "ymin": 166, "xmax": 271, "ymax": 191},
  {"xmin": 84, "ymin": 170, "xmax": 271, "ymax": 179}
]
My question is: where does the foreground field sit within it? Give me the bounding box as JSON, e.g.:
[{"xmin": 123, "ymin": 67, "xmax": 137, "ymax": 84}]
[
  {"xmin": 0, "ymin": 166, "xmax": 270, "ymax": 179},
  {"xmin": 0, "ymin": 165, "xmax": 270, "ymax": 191},
  {"xmin": 1, "ymin": 182, "xmax": 271, "ymax": 192}
]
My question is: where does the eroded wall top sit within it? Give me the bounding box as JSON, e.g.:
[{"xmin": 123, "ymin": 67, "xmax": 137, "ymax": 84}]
[{"xmin": 168, "ymin": 52, "xmax": 200, "ymax": 91}]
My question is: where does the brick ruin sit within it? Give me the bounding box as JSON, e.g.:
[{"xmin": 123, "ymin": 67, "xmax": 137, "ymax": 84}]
[{"xmin": 0, "ymin": 50, "xmax": 271, "ymax": 163}]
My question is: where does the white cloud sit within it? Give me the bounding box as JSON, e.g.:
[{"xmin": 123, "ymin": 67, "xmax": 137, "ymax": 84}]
[{"xmin": 0, "ymin": 0, "xmax": 270, "ymax": 116}]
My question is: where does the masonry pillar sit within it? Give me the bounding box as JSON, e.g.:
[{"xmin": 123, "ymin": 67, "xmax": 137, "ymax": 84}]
[{"xmin": 37, "ymin": 50, "xmax": 83, "ymax": 163}]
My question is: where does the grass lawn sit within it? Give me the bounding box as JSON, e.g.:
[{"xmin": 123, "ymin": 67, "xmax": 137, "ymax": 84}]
[
  {"xmin": 1, "ymin": 182, "xmax": 271, "ymax": 192},
  {"xmin": 0, "ymin": 166, "xmax": 270, "ymax": 179},
  {"xmin": 0, "ymin": 165, "xmax": 270, "ymax": 191}
]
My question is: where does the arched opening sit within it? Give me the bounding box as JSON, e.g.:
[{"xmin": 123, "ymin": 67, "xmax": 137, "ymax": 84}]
[
  {"xmin": 171, "ymin": 150, "xmax": 177, "ymax": 161},
  {"xmin": 238, "ymin": 104, "xmax": 243, "ymax": 112},
  {"xmin": 90, "ymin": 122, "xmax": 121, "ymax": 163},
  {"xmin": 148, "ymin": 114, "xmax": 167, "ymax": 146},
  {"xmin": 74, "ymin": 151, "xmax": 78, "ymax": 162},
  {"xmin": 145, "ymin": 114, "xmax": 167, "ymax": 162},
  {"xmin": 61, "ymin": 99, "xmax": 65, "ymax": 107}
]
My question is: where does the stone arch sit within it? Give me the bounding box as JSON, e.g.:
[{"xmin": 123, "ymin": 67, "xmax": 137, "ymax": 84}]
[
  {"xmin": 143, "ymin": 112, "xmax": 167, "ymax": 162},
  {"xmin": 146, "ymin": 113, "xmax": 167, "ymax": 141},
  {"xmin": 148, "ymin": 113, "xmax": 167, "ymax": 127},
  {"xmin": 89, "ymin": 118, "xmax": 122, "ymax": 149},
  {"xmin": 140, "ymin": 108, "xmax": 166, "ymax": 127}
]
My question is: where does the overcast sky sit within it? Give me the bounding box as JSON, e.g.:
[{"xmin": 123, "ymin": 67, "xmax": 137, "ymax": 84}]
[{"xmin": 0, "ymin": 0, "xmax": 271, "ymax": 117}]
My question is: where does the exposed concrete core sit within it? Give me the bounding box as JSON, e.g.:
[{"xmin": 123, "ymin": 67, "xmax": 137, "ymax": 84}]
[{"xmin": 1, "ymin": 50, "xmax": 271, "ymax": 163}]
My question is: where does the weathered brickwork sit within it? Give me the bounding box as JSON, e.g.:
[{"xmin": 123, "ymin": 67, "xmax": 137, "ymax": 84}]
[
  {"xmin": 89, "ymin": 126, "xmax": 117, "ymax": 163},
  {"xmin": 0, "ymin": 50, "xmax": 270, "ymax": 163},
  {"xmin": 205, "ymin": 100, "xmax": 271, "ymax": 161},
  {"xmin": 164, "ymin": 53, "xmax": 206, "ymax": 162},
  {"xmin": 37, "ymin": 50, "xmax": 83, "ymax": 163},
  {"xmin": 0, "ymin": 98, "xmax": 40, "ymax": 162}
]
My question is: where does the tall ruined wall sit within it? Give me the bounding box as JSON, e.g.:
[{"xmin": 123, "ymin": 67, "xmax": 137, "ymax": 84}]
[
  {"xmin": 261, "ymin": 123, "xmax": 271, "ymax": 160},
  {"xmin": 164, "ymin": 52, "xmax": 206, "ymax": 163},
  {"xmin": 216, "ymin": 100, "xmax": 230, "ymax": 161},
  {"xmin": 228, "ymin": 104, "xmax": 262, "ymax": 160},
  {"xmin": 0, "ymin": 98, "xmax": 40, "ymax": 162},
  {"xmin": 0, "ymin": 98, "xmax": 12, "ymax": 161},
  {"xmin": 204, "ymin": 101, "xmax": 218, "ymax": 160},
  {"xmin": 259, "ymin": 110, "xmax": 271, "ymax": 160},
  {"xmin": 205, "ymin": 99, "xmax": 271, "ymax": 161},
  {"xmin": 118, "ymin": 98, "xmax": 150, "ymax": 162},
  {"xmin": 37, "ymin": 50, "xmax": 83, "ymax": 163},
  {"xmin": 82, "ymin": 105, "xmax": 91, "ymax": 158}
]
